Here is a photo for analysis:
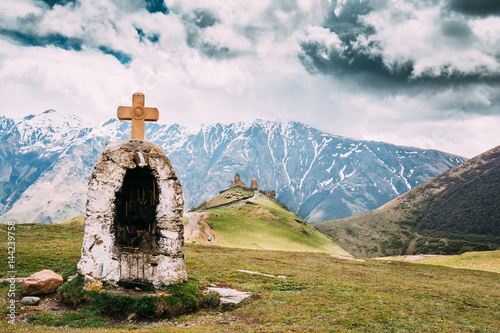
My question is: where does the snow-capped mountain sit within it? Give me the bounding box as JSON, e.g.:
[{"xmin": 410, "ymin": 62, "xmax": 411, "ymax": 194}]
[{"xmin": 0, "ymin": 111, "xmax": 466, "ymax": 224}]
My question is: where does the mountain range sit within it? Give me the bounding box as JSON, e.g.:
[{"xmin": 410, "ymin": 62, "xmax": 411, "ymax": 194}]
[
  {"xmin": 315, "ymin": 145, "xmax": 500, "ymax": 257},
  {"xmin": 0, "ymin": 110, "xmax": 465, "ymax": 224}
]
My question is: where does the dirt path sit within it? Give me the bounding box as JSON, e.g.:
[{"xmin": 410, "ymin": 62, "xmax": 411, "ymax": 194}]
[
  {"xmin": 184, "ymin": 212, "xmax": 220, "ymax": 246},
  {"xmin": 246, "ymin": 190, "xmax": 262, "ymax": 202}
]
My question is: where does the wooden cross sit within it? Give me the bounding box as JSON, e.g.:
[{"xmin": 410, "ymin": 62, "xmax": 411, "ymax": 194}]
[{"xmin": 117, "ymin": 92, "xmax": 159, "ymax": 140}]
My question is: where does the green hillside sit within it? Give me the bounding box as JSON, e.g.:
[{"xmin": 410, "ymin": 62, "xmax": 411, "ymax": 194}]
[
  {"xmin": 198, "ymin": 189, "xmax": 348, "ymax": 255},
  {"xmin": 415, "ymin": 250, "xmax": 500, "ymax": 274},
  {"xmin": 1, "ymin": 222, "xmax": 500, "ymax": 332},
  {"xmin": 315, "ymin": 145, "xmax": 500, "ymax": 258},
  {"xmin": 376, "ymin": 250, "xmax": 500, "ymax": 274}
]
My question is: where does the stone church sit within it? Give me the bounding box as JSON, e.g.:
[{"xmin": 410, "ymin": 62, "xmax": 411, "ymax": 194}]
[
  {"xmin": 230, "ymin": 173, "xmax": 246, "ymax": 189},
  {"xmin": 228, "ymin": 173, "xmax": 275, "ymax": 198}
]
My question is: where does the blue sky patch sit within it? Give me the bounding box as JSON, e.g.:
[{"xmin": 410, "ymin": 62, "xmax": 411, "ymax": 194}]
[
  {"xmin": 144, "ymin": 0, "xmax": 168, "ymax": 14},
  {"xmin": 0, "ymin": 29, "xmax": 83, "ymax": 51},
  {"xmin": 135, "ymin": 27, "xmax": 160, "ymax": 44},
  {"xmin": 98, "ymin": 45, "xmax": 132, "ymax": 65},
  {"xmin": 40, "ymin": 0, "xmax": 79, "ymax": 9}
]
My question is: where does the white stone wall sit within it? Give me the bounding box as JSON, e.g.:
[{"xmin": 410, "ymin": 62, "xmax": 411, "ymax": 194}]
[{"xmin": 77, "ymin": 140, "xmax": 187, "ymax": 289}]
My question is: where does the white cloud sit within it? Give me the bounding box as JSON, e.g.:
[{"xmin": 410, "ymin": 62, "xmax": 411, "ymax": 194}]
[
  {"xmin": 303, "ymin": 25, "xmax": 344, "ymax": 60},
  {"xmin": 0, "ymin": 0, "xmax": 41, "ymax": 18}
]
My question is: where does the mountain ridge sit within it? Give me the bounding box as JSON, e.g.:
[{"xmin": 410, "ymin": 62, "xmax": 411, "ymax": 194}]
[
  {"xmin": 315, "ymin": 145, "xmax": 500, "ymax": 257},
  {"xmin": 0, "ymin": 110, "xmax": 466, "ymax": 224}
]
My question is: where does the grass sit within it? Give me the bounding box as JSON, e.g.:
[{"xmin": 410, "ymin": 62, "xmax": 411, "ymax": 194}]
[
  {"xmin": 418, "ymin": 250, "xmax": 500, "ymax": 274},
  {"xmin": 0, "ymin": 222, "xmax": 499, "ymax": 332},
  {"xmin": 26, "ymin": 307, "xmax": 111, "ymax": 329},
  {"xmin": 0, "ymin": 220, "xmax": 83, "ymax": 279},
  {"xmin": 205, "ymin": 196, "xmax": 348, "ymax": 255}
]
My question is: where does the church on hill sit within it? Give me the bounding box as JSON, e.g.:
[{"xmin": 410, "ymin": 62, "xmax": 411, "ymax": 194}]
[
  {"xmin": 227, "ymin": 173, "xmax": 275, "ymax": 198},
  {"xmin": 230, "ymin": 173, "xmax": 246, "ymax": 189}
]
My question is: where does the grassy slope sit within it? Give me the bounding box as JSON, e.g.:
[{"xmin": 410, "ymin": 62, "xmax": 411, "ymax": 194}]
[
  {"xmin": 0, "ymin": 223, "xmax": 499, "ymax": 332},
  {"xmin": 205, "ymin": 195, "xmax": 349, "ymax": 255},
  {"xmin": 314, "ymin": 211, "xmax": 401, "ymax": 257},
  {"xmin": 0, "ymin": 221, "xmax": 83, "ymax": 280},
  {"xmin": 377, "ymin": 250, "xmax": 500, "ymax": 274},
  {"xmin": 419, "ymin": 250, "xmax": 500, "ymax": 274}
]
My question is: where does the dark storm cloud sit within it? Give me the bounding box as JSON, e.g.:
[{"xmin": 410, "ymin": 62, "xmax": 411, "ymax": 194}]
[
  {"xmin": 298, "ymin": 0, "xmax": 500, "ymax": 90},
  {"xmin": 192, "ymin": 8, "xmax": 219, "ymax": 29},
  {"xmin": 300, "ymin": 36, "xmax": 500, "ymax": 92},
  {"xmin": 298, "ymin": 0, "xmax": 413, "ymax": 87},
  {"xmin": 298, "ymin": 39, "xmax": 414, "ymax": 88},
  {"xmin": 440, "ymin": 19, "xmax": 473, "ymax": 41},
  {"xmin": 181, "ymin": 8, "xmax": 240, "ymax": 59},
  {"xmin": 323, "ymin": 0, "xmax": 373, "ymax": 44},
  {"xmin": 449, "ymin": 0, "xmax": 500, "ymax": 17}
]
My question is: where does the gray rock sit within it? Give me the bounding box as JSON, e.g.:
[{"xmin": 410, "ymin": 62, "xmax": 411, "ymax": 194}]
[
  {"xmin": 206, "ymin": 287, "xmax": 252, "ymax": 305},
  {"xmin": 21, "ymin": 297, "xmax": 41, "ymax": 306}
]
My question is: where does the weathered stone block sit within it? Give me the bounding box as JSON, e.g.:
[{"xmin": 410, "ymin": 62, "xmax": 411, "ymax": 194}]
[{"xmin": 78, "ymin": 140, "xmax": 187, "ymax": 289}]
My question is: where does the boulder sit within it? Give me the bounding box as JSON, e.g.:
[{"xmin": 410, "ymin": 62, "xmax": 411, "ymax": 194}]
[{"xmin": 22, "ymin": 270, "xmax": 63, "ymax": 295}]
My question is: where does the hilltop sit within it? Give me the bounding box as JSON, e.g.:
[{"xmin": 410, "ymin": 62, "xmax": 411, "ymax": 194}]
[
  {"xmin": 187, "ymin": 188, "xmax": 348, "ymax": 255},
  {"xmin": 315, "ymin": 145, "xmax": 500, "ymax": 258}
]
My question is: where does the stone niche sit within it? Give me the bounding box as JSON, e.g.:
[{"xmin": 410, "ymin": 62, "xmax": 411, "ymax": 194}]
[{"xmin": 77, "ymin": 140, "xmax": 187, "ymax": 289}]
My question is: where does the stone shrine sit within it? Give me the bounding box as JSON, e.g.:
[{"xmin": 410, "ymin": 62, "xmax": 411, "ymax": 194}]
[{"xmin": 78, "ymin": 93, "xmax": 187, "ymax": 289}]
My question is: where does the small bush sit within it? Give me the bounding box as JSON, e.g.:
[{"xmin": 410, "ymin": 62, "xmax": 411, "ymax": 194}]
[
  {"xmin": 56, "ymin": 275, "xmax": 221, "ymax": 323},
  {"xmin": 154, "ymin": 279, "xmax": 212, "ymax": 317},
  {"xmin": 89, "ymin": 291, "xmax": 136, "ymax": 318},
  {"xmin": 59, "ymin": 275, "xmax": 86, "ymax": 306}
]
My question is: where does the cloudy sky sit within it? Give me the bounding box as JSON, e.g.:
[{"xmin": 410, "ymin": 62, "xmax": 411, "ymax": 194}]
[{"xmin": 1, "ymin": 0, "xmax": 499, "ymax": 158}]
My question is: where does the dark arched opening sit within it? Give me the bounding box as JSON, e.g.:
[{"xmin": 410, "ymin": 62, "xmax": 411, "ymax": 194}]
[{"xmin": 115, "ymin": 167, "xmax": 158, "ymax": 251}]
